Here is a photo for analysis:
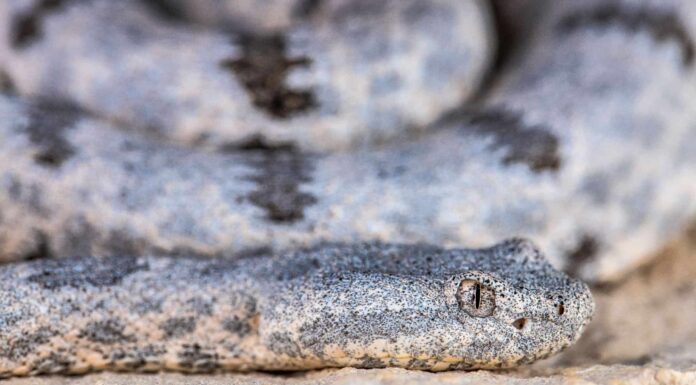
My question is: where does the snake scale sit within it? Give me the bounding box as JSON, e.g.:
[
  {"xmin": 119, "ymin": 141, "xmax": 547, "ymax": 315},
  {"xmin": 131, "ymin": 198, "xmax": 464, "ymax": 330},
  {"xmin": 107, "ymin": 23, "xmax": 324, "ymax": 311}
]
[
  {"xmin": 0, "ymin": 0, "xmax": 694, "ymax": 378},
  {"xmin": 0, "ymin": 240, "xmax": 593, "ymax": 377}
]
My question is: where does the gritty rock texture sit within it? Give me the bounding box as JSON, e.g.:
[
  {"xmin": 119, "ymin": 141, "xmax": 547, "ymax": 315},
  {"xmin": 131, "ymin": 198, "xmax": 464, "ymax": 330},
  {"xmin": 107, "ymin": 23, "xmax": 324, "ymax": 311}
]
[
  {"xmin": 0, "ymin": 240, "xmax": 594, "ymax": 377},
  {"xmin": 1, "ymin": 0, "xmax": 695, "ymax": 282},
  {"xmin": 0, "ymin": 0, "xmax": 493, "ymax": 151}
]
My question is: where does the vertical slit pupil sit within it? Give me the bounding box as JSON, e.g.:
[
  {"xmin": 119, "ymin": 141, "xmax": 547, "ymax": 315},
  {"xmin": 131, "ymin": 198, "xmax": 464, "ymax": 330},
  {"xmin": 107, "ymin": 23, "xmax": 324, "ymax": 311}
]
[{"xmin": 475, "ymin": 283, "xmax": 481, "ymax": 309}]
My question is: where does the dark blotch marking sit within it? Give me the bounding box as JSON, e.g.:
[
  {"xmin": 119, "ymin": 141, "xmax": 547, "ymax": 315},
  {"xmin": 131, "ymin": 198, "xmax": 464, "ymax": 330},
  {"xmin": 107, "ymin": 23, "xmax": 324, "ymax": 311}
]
[
  {"xmin": 27, "ymin": 255, "xmax": 148, "ymax": 290},
  {"xmin": 222, "ymin": 316, "xmax": 252, "ymax": 337},
  {"xmin": 79, "ymin": 319, "xmax": 134, "ymax": 344},
  {"xmin": 407, "ymin": 358, "xmax": 432, "ymax": 370},
  {"xmin": 557, "ymin": 4, "xmax": 694, "ymax": 67},
  {"xmin": 267, "ymin": 332, "xmax": 303, "ymax": 358},
  {"xmin": 177, "ymin": 344, "xmax": 220, "ymax": 371},
  {"xmin": 24, "ymin": 99, "xmax": 82, "ymax": 168},
  {"xmin": 108, "ymin": 344, "xmax": 166, "ymax": 369},
  {"xmin": 141, "ymin": 344, "xmax": 167, "ymax": 358},
  {"xmin": 6, "ymin": 176, "xmax": 22, "ymax": 200},
  {"xmin": 236, "ymin": 293, "xmax": 257, "ymax": 315},
  {"xmin": 186, "ymin": 297, "xmax": 214, "ymax": 316},
  {"xmin": 377, "ymin": 164, "xmax": 406, "ymax": 179},
  {"xmin": 0, "ymin": 69, "xmax": 17, "ymax": 95},
  {"xmin": 359, "ymin": 356, "xmax": 387, "ymax": 369},
  {"xmin": 229, "ymin": 136, "xmax": 317, "ymax": 223},
  {"xmin": 221, "ymin": 34, "xmax": 316, "ymax": 118},
  {"xmin": 11, "ymin": 0, "xmax": 69, "ymax": 49},
  {"xmin": 293, "ymin": 0, "xmax": 322, "ymax": 18},
  {"xmin": 565, "ymin": 234, "xmax": 600, "ymax": 277},
  {"xmin": 5, "ymin": 178, "xmax": 50, "ymax": 215},
  {"xmin": 462, "ymin": 108, "xmax": 561, "ymax": 172},
  {"xmin": 225, "ymin": 135, "xmax": 297, "ymax": 153},
  {"xmin": 33, "ymin": 352, "xmax": 74, "ymax": 374},
  {"xmin": 271, "ymin": 254, "xmax": 322, "ymax": 281},
  {"xmin": 160, "ymin": 316, "xmax": 197, "ymax": 339},
  {"xmin": 0, "ymin": 311, "xmax": 24, "ymax": 330},
  {"xmin": 132, "ymin": 298, "xmax": 163, "ymax": 315},
  {"xmin": 0, "ymin": 327, "xmax": 55, "ymax": 360},
  {"xmin": 138, "ymin": 0, "xmax": 187, "ymax": 22}
]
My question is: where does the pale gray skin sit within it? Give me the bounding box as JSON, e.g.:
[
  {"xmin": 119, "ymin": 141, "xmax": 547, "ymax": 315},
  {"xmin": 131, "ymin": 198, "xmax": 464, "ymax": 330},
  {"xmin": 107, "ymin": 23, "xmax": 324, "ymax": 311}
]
[
  {"xmin": 1, "ymin": 0, "xmax": 695, "ymax": 283},
  {"xmin": 0, "ymin": 0, "xmax": 493, "ymax": 151},
  {"xmin": 0, "ymin": 239, "xmax": 594, "ymax": 377}
]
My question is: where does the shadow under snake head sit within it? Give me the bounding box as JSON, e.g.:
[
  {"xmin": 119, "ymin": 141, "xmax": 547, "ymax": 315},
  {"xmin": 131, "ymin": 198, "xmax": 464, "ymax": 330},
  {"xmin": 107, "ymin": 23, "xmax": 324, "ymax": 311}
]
[{"xmin": 256, "ymin": 239, "xmax": 595, "ymax": 370}]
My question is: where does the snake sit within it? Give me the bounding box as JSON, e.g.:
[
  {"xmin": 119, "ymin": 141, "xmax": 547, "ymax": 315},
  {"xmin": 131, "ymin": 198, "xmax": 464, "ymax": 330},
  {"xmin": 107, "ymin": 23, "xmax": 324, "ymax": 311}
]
[
  {"xmin": 0, "ymin": 0, "xmax": 493, "ymax": 151},
  {"xmin": 0, "ymin": 0, "xmax": 694, "ymax": 377},
  {"xmin": 0, "ymin": 239, "xmax": 594, "ymax": 377},
  {"xmin": 0, "ymin": 0, "xmax": 694, "ymax": 282}
]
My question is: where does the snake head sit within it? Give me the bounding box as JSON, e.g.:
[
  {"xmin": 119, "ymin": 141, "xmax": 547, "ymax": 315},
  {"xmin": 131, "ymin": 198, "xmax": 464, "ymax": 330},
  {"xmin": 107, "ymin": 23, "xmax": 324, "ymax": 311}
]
[
  {"xmin": 438, "ymin": 264, "xmax": 594, "ymax": 369},
  {"xmin": 258, "ymin": 240, "xmax": 594, "ymax": 370}
]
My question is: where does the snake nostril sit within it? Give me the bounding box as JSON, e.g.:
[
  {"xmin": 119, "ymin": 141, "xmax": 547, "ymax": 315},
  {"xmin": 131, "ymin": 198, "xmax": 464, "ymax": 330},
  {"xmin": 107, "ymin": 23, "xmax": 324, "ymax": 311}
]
[
  {"xmin": 558, "ymin": 304, "xmax": 565, "ymax": 316},
  {"xmin": 512, "ymin": 318, "xmax": 527, "ymax": 330}
]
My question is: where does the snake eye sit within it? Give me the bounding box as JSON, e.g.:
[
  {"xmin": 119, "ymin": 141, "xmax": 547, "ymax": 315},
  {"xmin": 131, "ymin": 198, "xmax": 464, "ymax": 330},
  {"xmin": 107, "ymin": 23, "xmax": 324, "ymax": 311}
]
[{"xmin": 456, "ymin": 279, "xmax": 496, "ymax": 317}]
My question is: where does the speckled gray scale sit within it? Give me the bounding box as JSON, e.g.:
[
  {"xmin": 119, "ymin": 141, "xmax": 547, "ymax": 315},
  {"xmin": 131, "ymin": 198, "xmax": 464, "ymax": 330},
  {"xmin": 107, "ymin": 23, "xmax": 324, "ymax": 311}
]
[{"xmin": 0, "ymin": 240, "xmax": 594, "ymax": 377}]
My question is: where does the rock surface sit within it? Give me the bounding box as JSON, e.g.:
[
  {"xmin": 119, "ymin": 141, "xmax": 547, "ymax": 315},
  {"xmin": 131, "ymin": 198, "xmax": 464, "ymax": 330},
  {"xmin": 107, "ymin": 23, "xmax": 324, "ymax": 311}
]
[{"xmin": 2, "ymin": 360, "xmax": 695, "ymax": 385}]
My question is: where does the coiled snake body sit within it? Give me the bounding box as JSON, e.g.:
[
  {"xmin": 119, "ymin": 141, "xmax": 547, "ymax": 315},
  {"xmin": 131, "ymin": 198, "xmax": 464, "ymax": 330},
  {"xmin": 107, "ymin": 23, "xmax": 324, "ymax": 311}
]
[{"xmin": 0, "ymin": 0, "xmax": 694, "ymax": 282}]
